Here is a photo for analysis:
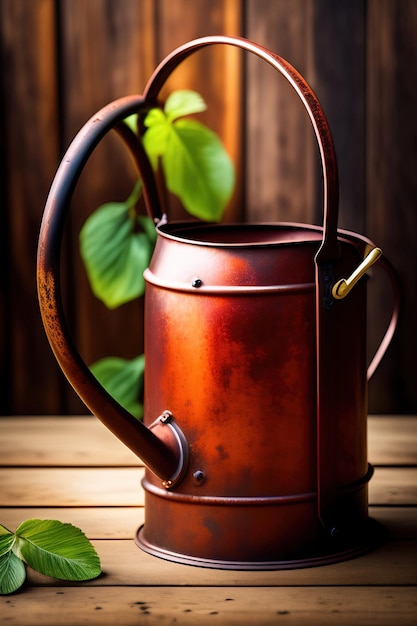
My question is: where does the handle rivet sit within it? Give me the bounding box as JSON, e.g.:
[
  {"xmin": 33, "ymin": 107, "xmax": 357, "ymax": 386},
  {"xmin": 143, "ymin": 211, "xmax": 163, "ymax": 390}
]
[
  {"xmin": 192, "ymin": 278, "xmax": 203, "ymax": 288},
  {"xmin": 160, "ymin": 410, "xmax": 173, "ymax": 424},
  {"xmin": 332, "ymin": 247, "xmax": 382, "ymax": 300}
]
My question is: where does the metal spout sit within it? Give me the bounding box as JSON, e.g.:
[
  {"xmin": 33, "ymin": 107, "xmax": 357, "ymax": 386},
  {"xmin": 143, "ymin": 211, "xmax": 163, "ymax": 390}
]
[
  {"xmin": 36, "ymin": 94, "xmax": 188, "ymax": 487},
  {"xmin": 37, "ymin": 261, "xmax": 188, "ymax": 486}
]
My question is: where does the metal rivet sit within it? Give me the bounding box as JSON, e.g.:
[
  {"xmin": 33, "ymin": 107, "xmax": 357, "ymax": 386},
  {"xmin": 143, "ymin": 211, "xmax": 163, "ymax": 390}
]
[
  {"xmin": 193, "ymin": 470, "xmax": 206, "ymax": 484},
  {"xmin": 330, "ymin": 527, "xmax": 339, "ymax": 538},
  {"xmin": 192, "ymin": 278, "xmax": 203, "ymax": 288},
  {"xmin": 160, "ymin": 410, "xmax": 172, "ymax": 424}
]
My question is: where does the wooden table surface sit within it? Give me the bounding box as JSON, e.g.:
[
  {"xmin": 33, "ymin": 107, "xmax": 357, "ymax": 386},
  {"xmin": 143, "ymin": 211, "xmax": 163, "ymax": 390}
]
[{"xmin": 0, "ymin": 415, "xmax": 416, "ymax": 625}]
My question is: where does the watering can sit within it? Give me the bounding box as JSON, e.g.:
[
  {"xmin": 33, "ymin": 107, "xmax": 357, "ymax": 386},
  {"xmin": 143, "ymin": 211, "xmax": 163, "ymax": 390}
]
[{"xmin": 37, "ymin": 36, "xmax": 399, "ymax": 569}]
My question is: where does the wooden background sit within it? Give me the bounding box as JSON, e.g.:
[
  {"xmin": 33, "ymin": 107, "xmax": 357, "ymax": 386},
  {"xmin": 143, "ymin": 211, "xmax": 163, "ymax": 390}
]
[{"xmin": 0, "ymin": 0, "xmax": 416, "ymax": 416}]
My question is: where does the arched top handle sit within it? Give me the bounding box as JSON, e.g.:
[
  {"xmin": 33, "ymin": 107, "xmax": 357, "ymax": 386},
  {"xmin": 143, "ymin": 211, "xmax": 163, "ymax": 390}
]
[{"xmin": 142, "ymin": 35, "xmax": 340, "ymax": 264}]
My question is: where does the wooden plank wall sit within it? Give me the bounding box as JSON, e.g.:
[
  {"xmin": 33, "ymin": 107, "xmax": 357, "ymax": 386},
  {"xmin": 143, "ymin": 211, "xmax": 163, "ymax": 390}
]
[{"xmin": 0, "ymin": 0, "xmax": 416, "ymax": 415}]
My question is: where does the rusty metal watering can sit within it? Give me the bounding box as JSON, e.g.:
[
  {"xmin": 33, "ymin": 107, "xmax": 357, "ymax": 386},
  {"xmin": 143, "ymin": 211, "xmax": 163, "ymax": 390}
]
[{"xmin": 37, "ymin": 36, "xmax": 399, "ymax": 569}]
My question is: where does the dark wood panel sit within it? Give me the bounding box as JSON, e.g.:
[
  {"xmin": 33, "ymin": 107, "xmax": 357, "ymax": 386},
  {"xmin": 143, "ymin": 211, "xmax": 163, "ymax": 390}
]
[
  {"xmin": 310, "ymin": 0, "xmax": 366, "ymax": 234},
  {"xmin": 58, "ymin": 0, "xmax": 245, "ymax": 412},
  {"xmin": 245, "ymin": 0, "xmax": 365, "ymax": 229},
  {"xmin": 0, "ymin": 0, "xmax": 415, "ymax": 414},
  {"xmin": 155, "ymin": 0, "xmax": 244, "ymax": 222},
  {"xmin": 0, "ymin": 0, "xmax": 64, "ymax": 414},
  {"xmin": 58, "ymin": 0, "xmax": 157, "ymax": 414},
  {"xmin": 245, "ymin": 0, "xmax": 415, "ymax": 414},
  {"xmin": 245, "ymin": 0, "xmax": 318, "ymax": 225},
  {"xmin": 366, "ymin": 0, "xmax": 417, "ymax": 412}
]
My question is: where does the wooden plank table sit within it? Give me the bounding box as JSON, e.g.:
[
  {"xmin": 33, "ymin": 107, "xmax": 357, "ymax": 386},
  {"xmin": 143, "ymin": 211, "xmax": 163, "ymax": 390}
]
[{"xmin": 0, "ymin": 415, "xmax": 416, "ymax": 625}]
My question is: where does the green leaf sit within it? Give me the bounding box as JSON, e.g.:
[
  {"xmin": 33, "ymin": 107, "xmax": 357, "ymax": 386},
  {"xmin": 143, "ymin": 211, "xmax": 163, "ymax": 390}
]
[
  {"xmin": 164, "ymin": 90, "xmax": 207, "ymax": 122},
  {"xmin": 144, "ymin": 107, "xmax": 166, "ymax": 129},
  {"xmin": 142, "ymin": 90, "xmax": 207, "ymax": 169},
  {"xmin": 142, "ymin": 90, "xmax": 234, "ymax": 221},
  {"xmin": 142, "ymin": 113, "xmax": 170, "ymax": 170},
  {"xmin": 0, "ymin": 551, "xmax": 26, "ymax": 595},
  {"xmin": 162, "ymin": 119, "xmax": 235, "ymax": 221},
  {"xmin": 137, "ymin": 214, "xmax": 157, "ymax": 246},
  {"xmin": 126, "ymin": 179, "xmax": 143, "ymax": 208},
  {"xmin": 0, "ymin": 524, "xmax": 14, "ymax": 557},
  {"xmin": 13, "ymin": 519, "xmax": 101, "ymax": 582},
  {"xmin": 124, "ymin": 113, "xmax": 139, "ymax": 135},
  {"xmin": 90, "ymin": 354, "xmax": 145, "ymax": 420},
  {"xmin": 80, "ymin": 184, "xmax": 155, "ymax": 309}
]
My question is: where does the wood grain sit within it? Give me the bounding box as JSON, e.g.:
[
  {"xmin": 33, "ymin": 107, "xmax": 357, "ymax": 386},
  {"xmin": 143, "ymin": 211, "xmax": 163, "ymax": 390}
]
[
  {"xmin": 1, "ymin": 586, "xmax": 416, "ymax": 626},
  {"xmin": 57, "ymin": 0, "xmax": 157, "ymax": 413},
  {"xmin": 0, "ymin": 416, "xmax": 139, "ymax": 466},
  {"xmin": 23, "ymin": 538, "xmax": 417, "ymax": 587},
  {"xmin": 1, "ymin": 414, "xmax": 415, "ymax": 467},
  {"xmin": 366, "ymin": 0, "xmax": 417, "ymax": 413},
  {"xmin": 155, "ymin": 0, "xmax": 244, "ymax": 223},
  {"xmin": 0, "ymin": 466, "xmax": 415, "ymax": 507},
  {"xmin": 0, "ymin": 506, "xmax": 415, "ymax": 541},
  {"xmin": 0, "ymin": 468, "xmax": 144, "ymax": 507},
  {"xmin": 0, "ymin": 0, "xmax": 64, "ymax": 414},
  {"xmin": 368, "ymin": 415, "xmax": 417, "ymax": 465},
  {"xmin": 245, "ymin": 0, "xmax": 317, "ymax": 225},
  {"xmin": 369, "ymin": 468, "xmax": 417, "ymax": 505},
  {"xmin": 0, "ymin": 507, "xmax": 143, "ymax": 540},
  {"xmin": 0, "ymin": 415, "xmax": 415, "ymax": 624}
]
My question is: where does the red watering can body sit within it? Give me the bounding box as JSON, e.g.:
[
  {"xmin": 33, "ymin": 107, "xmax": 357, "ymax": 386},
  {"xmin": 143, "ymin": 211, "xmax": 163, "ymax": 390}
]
[{"xmin": 37, "ymin": 37, "xmax": 399, "ymax": 569}]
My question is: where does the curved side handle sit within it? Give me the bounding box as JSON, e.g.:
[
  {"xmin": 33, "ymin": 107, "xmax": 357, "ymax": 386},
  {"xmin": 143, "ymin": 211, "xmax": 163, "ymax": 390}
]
[
  {"xmin": 143, "ymin": 35, "xmax": 340, "ymax": 263},
  {"xmin": 367, "ymin": 253, "xmax": 401, "ymax": 380},
  {"xmin": 37, "ymin": 95, "xmax": 187, "ymax": 485},
  {"xmin": 331, "ymin": 227, "xmax": 401, "ymax": 381},
  {"xmin": 316, "ymin": 236, "xmax": 400, "ymax": 533}
]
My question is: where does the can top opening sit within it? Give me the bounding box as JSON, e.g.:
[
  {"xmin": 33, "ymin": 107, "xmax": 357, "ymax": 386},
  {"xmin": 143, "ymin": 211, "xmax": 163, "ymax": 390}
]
[{"xmin": 157, "ymin": 221, "xmax": 325, "ymax": 247}]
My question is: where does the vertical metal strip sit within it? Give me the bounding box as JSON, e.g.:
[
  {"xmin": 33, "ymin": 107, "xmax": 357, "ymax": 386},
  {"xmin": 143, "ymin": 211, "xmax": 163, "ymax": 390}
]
[{"xmin": 315, "ymin": 261, "xmax": 339, "ymax": 533}]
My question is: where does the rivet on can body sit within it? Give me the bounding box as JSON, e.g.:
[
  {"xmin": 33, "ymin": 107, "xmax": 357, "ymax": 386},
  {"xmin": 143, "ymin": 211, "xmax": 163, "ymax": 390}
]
[
  {"xmin": 191, "ymin": 278, "xmax": 203, "ymax": 288},
  {"xmin": 193, "ymin": 470, "xmax": 206, "ymax": 485}
]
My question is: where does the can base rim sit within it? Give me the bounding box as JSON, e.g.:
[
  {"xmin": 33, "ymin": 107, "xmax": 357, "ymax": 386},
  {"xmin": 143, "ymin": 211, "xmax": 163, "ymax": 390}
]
[{"xmin": 135, "ymin": 518, "xmax": 385, "ymax": 571}]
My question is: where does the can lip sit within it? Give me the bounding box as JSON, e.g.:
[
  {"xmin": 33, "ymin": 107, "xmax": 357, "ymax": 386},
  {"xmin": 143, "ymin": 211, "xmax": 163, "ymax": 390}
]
[
  {"xmin": 156, "ymin": 220, "xmax": 326, "ymax": 248},
  {"xmin": 143, "ymin": 267, "xmax": 316, "ymax": 295}
]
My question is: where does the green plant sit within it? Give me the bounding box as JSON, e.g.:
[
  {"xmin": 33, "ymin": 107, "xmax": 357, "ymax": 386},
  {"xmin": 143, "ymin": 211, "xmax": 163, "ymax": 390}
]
[
  {"xmin": 0, "ymin": 519, "xmax": 101, "ymax": 594},
  {"xmin": 80, "ymin": 90, "xmax": 235, "ymax": 418}
]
